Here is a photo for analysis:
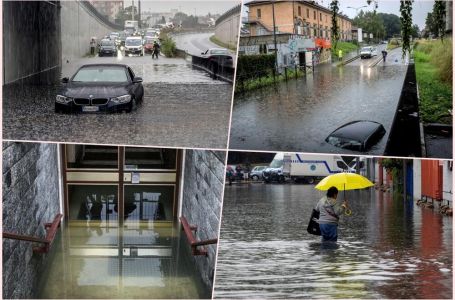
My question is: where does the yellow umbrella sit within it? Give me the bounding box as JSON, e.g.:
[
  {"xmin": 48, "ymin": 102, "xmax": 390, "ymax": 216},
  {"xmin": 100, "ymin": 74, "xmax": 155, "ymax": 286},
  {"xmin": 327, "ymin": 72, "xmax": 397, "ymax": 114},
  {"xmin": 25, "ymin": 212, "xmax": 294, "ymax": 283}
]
[
  {"xmin": 315, "ymin": 173, "xmax": 374, "ymax": 216},
  {"xmin": 315, "ymin": 172, "xmax": 374, "ymax": 191}
]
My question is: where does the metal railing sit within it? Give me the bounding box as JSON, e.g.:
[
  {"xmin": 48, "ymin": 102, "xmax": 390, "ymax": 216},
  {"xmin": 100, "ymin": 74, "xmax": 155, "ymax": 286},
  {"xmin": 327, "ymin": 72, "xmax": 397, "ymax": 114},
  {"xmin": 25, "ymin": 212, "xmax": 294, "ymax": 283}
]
[
  {"xmin": 180, "ymin": 216, "xmax": 218, "ymax": 256},
  {"xmin": 3, "ymin": 214, "xmax": 63, "ymax": 254}
]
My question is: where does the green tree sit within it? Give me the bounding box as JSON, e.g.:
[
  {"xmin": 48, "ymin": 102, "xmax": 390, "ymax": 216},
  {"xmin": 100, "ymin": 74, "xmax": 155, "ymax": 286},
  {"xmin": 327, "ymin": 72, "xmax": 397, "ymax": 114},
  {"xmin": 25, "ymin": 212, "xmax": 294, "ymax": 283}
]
[
  {"xmin": 377, "ymin": 13, "xmax": 401, "ymax": 39},
  {"xmin": 399, "ymin": 0, "xmax": 413, "ymax": 58},
  {"xmin": 410, "ymin": 24, "xmax": 420, "ymax": 38},
  {"xmin": 353, "ymin": 10, "xmax": 386, "ymax": 42},
  {"xmin": 330, "ymin": 0, "xmax": 340, "ymax": 49},
  {"xmin": 433, "ymin": 1, "xmax": 446, "ymax": 41},
  {"xmin": 116, "ymin": 5, "xmax": 140, "ymax": 25}
]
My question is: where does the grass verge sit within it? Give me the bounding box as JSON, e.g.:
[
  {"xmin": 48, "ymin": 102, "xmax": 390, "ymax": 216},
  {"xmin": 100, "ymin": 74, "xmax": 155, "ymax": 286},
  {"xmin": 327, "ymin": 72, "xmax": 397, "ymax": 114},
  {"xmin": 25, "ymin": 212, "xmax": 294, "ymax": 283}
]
[
  {"xmin": 413, "ymin": 46, "xmax": 452, "ymax": 124},
  {"xmin": 235, "ymin": 68, "xmax": 305, "ymax": 93},
  {"xmin": 331, "ymin": 41, "xmax": 358, "ymax": 57},
  {"xmin": 209, "ymin": 35, "xmax": 237, "ymax": 51}
]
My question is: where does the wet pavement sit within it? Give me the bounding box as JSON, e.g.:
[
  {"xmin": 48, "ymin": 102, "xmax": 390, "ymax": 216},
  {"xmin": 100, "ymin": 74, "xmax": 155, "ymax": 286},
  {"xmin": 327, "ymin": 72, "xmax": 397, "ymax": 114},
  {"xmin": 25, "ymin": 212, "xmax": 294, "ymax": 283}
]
[
  {"xmin": 214, "ymin": 184, "xmax": 453, "ymax": 299},
  {"xmin": 3, "ymin": 53, "xmax": 232, "ymax": 149},
  {"xmin": 230, "ymin": 47, "xmax": 408, "ymax": 156},
  {"xmin": 174, "ymin": 32, "xmax": 221, "ymax": 56}
]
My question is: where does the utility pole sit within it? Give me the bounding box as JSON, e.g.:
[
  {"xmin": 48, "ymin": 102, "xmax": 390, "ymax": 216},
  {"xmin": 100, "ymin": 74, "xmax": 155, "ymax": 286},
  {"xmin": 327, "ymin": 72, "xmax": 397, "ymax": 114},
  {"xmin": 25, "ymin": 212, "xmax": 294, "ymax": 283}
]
[
  {"xmin": 138, "ymin": 0, "xmax": 141, "ymax": 28},
  {"xmin": 272, "ymin": 0, "xmax": 278, "ymax": 72},
  {"xmin": 132, "ymin": 0, "xmax": 135, "ymax": 21}
]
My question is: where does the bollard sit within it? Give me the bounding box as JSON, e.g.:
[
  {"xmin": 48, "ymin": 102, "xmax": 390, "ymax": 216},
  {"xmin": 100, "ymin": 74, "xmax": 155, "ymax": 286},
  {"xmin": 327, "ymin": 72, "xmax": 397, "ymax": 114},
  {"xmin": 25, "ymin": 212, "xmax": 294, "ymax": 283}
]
[
  {"xmin": 295, "ymin": 65, "xmax": 298, "ymax": 79},
  {"xmin": 284, "ymin": 67, "xmax": 288, "ymax": 81}
]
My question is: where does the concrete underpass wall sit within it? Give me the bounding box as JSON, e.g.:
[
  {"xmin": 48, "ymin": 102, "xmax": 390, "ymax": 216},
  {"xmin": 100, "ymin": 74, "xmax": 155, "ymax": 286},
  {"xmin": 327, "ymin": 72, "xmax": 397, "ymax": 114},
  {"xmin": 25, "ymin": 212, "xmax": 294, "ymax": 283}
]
[
  {"xmin": 214, "ymin": 5, "xmax": 241, "ymax": 48},
  {"xmin": 3, "ymin": 1, "xmax": 61, "ymax": 85},
  {"xmin": 442, "ymin": 161, "xmax": 453, "ymax": 204},
  {"xmin": 2, "ymin": 142, "xmax": 61, "ymax": 299},
  {"xmin": 60, "ymin": 1, "xmax": 117, "ymax": 63},
  {"xmin": 181, "ymin": 150, "xmax": 226, "ymax": 290},
  {"xmin": 413, "ymin": 159, "xmax": 422, "ymax": 201}
]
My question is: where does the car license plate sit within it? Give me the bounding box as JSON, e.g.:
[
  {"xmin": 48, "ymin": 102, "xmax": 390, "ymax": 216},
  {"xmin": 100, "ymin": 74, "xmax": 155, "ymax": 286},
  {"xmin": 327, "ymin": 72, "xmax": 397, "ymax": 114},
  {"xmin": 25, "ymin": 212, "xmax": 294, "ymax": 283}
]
[{"xmin": 82, "ymin": 106, "xmax": 99, "ymax": 112}]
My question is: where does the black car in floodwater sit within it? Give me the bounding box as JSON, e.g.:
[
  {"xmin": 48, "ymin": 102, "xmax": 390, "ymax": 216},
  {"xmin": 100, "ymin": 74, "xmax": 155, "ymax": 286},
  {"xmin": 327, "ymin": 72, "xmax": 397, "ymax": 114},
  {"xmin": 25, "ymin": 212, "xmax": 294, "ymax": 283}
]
[
  {"xmin": 325, "ymin": 120, "xmax": 386, "ymax": 152},
  {"xmin": 55, "ymin": 64, "xmax": 144, "ymax": 113}
]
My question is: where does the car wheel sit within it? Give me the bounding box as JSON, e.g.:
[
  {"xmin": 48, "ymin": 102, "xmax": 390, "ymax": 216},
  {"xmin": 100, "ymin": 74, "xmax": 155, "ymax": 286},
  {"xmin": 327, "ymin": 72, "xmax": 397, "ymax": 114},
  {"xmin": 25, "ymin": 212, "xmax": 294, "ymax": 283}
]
[
  {"xmin": 128, "ymin": 98, "xmax": 137, "ymax": 112},
  {"xmin": 306, "ymin": 177, "xmax": 315, "ymax": 184},
  {"xmin": 251, "ymin": 175, "xmax": 259, "ymax": 181},
  {"xmin": 278, "ymin": 175, "xmax": 285, "ymax": 183}
]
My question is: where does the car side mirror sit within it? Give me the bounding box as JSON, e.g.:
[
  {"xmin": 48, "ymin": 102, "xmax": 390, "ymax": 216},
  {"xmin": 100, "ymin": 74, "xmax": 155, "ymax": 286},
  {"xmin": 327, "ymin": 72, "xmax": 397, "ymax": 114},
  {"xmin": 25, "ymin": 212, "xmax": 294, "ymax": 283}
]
[
  {"xmin": 61, "ymin": 77, "xmax": 69, "ymax": 83},
  {"xmin": 133, "ymin": 77, "xmax": 143, "ymax": 83},
  {"xmin": 201, "ymin": 52, "xmax": 205, "ymax": 55}
]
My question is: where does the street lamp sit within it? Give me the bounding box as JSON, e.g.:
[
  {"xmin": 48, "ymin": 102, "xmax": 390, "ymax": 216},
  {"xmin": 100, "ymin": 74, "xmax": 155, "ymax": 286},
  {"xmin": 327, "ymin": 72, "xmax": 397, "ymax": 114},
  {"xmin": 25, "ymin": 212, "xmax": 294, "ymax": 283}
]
[{"xmin": 346, "ymin": 5, "xmax": 368, "ymax": 14}]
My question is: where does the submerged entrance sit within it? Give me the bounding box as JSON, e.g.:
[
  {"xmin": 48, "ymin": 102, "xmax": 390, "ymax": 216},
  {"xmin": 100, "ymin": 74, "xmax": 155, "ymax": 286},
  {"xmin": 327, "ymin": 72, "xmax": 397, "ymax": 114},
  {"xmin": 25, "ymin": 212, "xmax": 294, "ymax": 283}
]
[{"xmin": 37, "ymin": 145, "xmax": 209, "ymax": 299}]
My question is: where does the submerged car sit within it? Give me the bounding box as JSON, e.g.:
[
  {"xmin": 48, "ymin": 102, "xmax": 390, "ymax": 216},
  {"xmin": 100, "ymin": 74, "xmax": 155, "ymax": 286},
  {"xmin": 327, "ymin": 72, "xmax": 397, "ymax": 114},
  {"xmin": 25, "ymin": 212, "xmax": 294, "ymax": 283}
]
[
  {"xmin": 98, "ymin": 39, "xmax": 117, "ymax": 57},
  {"xmin": 200, "ymin": 48, "xmax": 234, "ymax": 68},
  {"xmin": 55, "ymin": 64, "xmax": 144, "ymax": 113},
  {"xmin": 249, "ymin": 166, "xmax": 267, "ymax": 181},
  {"xmin": 325, "ymin": 120, "xmax": 386, "ymax": 152}
]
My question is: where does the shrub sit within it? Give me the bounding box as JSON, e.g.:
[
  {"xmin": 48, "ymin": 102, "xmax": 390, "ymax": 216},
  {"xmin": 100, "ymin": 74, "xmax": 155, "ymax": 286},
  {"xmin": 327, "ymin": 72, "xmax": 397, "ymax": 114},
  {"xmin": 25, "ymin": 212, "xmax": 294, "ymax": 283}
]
[
  {"xmin": 161, "ymin": 37, "xmax": 177, "ymax": 57},
  {"xmin": 429, "ymin": 39, "xmax": 452, "ymax": 84},
  {"xmin": 236, "ymin": 54, "xmax": 275, "ymax": 83}
]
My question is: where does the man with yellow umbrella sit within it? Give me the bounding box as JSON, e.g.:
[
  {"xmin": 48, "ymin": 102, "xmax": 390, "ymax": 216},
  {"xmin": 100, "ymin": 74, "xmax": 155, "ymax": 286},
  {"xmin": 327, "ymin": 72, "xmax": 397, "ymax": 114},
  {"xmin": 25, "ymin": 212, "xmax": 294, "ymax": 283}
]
[{"xmin": 314, "ymin": 172, "xmax": 374, "ymax": 242}]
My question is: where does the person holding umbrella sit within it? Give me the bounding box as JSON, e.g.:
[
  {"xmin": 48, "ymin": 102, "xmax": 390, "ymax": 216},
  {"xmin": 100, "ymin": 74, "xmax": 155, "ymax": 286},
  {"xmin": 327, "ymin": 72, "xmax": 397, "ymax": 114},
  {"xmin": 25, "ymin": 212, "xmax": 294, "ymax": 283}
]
[
  {"xmin": 313, "ymin": 172, "xmax": 374, "ymax": 242},
  {"xmin": 315, "ymin": 186, "xmax": 349, "ymax": 242}
]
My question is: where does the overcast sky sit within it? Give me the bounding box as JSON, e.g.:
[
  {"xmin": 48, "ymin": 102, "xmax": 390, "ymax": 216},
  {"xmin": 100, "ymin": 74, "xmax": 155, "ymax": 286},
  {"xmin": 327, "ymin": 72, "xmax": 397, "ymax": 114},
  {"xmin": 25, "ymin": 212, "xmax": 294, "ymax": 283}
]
[
  {"xmin": 127, "ymin": 0, "xmax": 240, "ymax": 15},
  {"xmin": 337, "ymin": 0, "xmax": 434, "ymax": 29},
  {"xmin": 242, "ymin": 0, "xmax": 435, "ymax": 29}
]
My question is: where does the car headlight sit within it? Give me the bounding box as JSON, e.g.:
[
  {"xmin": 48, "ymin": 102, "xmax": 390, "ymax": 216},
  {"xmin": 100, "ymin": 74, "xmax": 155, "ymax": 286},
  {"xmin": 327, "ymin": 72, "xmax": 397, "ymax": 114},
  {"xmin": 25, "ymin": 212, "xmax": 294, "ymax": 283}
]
[
  {"xmin": 56, "ymin": 95, "xmax": 73, "ymax": 104},
  {"xmin": 110, "ymin": 94, "xmax": 131, "ymax": 104}
]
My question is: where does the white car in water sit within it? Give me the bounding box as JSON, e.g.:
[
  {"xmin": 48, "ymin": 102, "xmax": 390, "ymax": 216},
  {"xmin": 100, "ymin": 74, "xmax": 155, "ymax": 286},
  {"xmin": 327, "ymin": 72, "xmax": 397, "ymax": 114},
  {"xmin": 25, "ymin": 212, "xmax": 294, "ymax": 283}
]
[
  {"xmin": 124, "ymin": 36, "xmax": 143, "ymax": 56},
  {"xmin": 360, "ymin": 46, "xmax": 378, "ymax": 59}
]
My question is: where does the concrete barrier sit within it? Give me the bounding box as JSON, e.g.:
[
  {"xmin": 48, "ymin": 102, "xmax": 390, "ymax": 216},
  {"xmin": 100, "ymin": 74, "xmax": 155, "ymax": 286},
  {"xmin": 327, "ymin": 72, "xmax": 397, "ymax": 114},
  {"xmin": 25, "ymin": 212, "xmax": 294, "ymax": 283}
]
[{"xmin": 214, "ymin": 4, "xmax": 241, "ymax": 49}]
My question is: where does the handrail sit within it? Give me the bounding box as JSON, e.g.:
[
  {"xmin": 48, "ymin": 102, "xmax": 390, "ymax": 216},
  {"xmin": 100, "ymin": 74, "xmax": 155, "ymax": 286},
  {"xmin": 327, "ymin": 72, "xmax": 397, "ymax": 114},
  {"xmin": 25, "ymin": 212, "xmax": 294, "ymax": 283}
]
[
  {"xmin": 180, "ymin": 216, "xmax": 218, "ymax": 256},
  {"xmin": 3, "ymin": 213, "xmax": 63, "ymax": 254}
]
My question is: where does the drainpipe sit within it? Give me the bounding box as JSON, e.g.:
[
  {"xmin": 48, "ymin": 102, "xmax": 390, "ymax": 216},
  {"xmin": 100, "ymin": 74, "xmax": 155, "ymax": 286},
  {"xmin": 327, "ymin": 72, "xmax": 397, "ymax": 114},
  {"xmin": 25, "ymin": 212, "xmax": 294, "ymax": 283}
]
[
  {"xmin": 378, "ymin": 158, "xmax": 383, "ymax": 186},
  {"xmin": 272, "ymin": 0, "xmax": 278, "ymax": 72}
]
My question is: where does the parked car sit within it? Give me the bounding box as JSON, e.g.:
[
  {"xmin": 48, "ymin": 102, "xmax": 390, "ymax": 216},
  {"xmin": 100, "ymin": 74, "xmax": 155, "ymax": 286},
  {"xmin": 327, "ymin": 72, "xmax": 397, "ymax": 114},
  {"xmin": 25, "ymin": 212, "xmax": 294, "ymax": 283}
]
[
  {"xmin": 249, "ymin": 166, "xmax": 267, "ymax": 181},
  {"xmin": 98, "ymin": 39, "xmax": 117, "ymax": 57},
  {"xmin": 144, "ymin": 37, "xmax": 160, "ymax": 54},
  {"xmin": 124, "ymin": 36, "xmax": 143, "ymax": 56},
  {"xmin": 360, "ymin": 46, "xmax": 378, "ymax": 59},
  {"xmin": 55, "ymin": 64, "xmax": 144, "ymax": 113},
  {"xmin": 200, "ymin": 48, "xmax": 234, "ymax": 68},
  {"xmin": 325, "ymin": 120, "xmax": 386, "ymax": 152}
]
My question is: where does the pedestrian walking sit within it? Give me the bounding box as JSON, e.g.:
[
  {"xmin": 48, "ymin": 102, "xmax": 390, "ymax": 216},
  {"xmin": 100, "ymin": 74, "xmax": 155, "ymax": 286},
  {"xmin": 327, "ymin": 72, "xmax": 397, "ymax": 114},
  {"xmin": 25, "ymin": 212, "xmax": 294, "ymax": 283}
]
[
  {"xmin": 338, "ymin": 49, "xmax": 343, "ymax": 62},
  {"xmin": 314, "ymin": 186, "xmax": 349, "ymax": 242},
  {"xmin": 382, "ymin": 50, "xmax": 388, "ymax": 63},
  {"xmin": 152, "ymin": 41, "xmax": 160, "ymax": 59},
  {"xmin": 90, "ymin": 38, "xmax": 96, "ymax": 56}
]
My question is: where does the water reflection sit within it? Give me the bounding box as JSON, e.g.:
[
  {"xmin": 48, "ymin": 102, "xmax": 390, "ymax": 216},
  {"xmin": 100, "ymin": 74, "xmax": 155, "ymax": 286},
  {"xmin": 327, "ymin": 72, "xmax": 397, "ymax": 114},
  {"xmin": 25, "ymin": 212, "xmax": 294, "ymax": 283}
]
[
  {"xmin": 38, "ymin": 223, "xmax": 210, "ymax": 299},
  {"xmin": 214, "ymin": 184, "xmax": 452, "ymax": 299}
]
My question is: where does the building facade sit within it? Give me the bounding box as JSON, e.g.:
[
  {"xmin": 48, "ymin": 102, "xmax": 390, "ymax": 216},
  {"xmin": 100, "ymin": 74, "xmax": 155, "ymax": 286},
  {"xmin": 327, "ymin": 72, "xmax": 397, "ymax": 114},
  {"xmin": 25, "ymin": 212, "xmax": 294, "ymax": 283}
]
[
  {"xmin": 245, "ymin": 0, "xmax": 352, "ymax": 41},
  {"xmin": 89, "ymin": 0, "xmax": 123, "ymax": 21}
]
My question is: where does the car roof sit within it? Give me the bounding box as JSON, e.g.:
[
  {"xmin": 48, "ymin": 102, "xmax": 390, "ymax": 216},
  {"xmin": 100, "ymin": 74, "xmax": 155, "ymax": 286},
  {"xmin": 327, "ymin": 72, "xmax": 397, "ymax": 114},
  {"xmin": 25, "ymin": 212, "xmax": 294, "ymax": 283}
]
[
  {"xmin": 329, "ymin": 121, "xmax": 384, "ymax": 141},
  {"xmin": 79, "ymin": 64, "xmax": 128, "ymax": 69},
  {"xmin": 126, "ymin": 36, "xmax": 142, "ymax": 39}
]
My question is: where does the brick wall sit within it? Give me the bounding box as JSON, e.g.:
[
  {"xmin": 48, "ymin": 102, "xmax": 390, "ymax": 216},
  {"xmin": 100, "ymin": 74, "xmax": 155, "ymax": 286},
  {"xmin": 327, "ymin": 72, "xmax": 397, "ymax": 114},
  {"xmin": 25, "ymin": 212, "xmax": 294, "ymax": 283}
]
[
  {"xmin": 181, "ymin": 149, "xmax": 226, "ymax": 290},
  {"xmin": 2, "ymin": 142, "xmax": 61, "ymax": 299}
]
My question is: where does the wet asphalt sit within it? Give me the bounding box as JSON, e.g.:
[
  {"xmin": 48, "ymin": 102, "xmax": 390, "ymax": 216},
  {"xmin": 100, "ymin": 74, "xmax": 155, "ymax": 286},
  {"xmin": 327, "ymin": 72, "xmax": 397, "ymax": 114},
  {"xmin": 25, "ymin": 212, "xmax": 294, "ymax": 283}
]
[
  {"xmin": 3, "ymin": 53, "xmax": 233, "ymax": 149},
  {"xmin": 229, "ymin": 47, "xmax": 409, "ymax": 156}
]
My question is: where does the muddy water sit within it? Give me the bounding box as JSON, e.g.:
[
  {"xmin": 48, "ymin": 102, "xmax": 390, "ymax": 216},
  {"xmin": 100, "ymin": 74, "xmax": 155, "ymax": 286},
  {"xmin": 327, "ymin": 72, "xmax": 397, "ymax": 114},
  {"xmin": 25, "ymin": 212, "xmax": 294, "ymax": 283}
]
[{"xmin": 214, "ymin": 184, "xmax": 453, "ymax": 299}]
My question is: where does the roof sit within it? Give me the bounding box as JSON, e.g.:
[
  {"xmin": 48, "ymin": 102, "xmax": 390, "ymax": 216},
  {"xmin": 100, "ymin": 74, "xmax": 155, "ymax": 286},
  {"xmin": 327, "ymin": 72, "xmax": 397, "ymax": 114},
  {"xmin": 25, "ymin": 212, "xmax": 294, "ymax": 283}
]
[
  {"xmin": 245, "ymin": 0, "xmax": 352, "ymax": 21},
  {"xmin": 329, "ymin": 121, "xmax": 384, "ymax": 141}
]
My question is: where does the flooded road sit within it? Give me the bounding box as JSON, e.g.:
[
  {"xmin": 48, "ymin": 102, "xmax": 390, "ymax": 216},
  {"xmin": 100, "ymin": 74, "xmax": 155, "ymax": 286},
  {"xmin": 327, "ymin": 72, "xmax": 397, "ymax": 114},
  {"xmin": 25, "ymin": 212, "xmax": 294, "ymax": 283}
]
[
  {"xmin": 38, "ymin": 222, "xmax": 210, "ymax": 299},
  {"xmin": 229, "ymin": 55, "xmax": 408, "ymax": 155},
  {"xmin": 214, "ymin": 184, "xmax": 453, "ymax": 299},
  {"xmin": 3, "ymin": 54, "xmax": 232, "ymax": 149}
]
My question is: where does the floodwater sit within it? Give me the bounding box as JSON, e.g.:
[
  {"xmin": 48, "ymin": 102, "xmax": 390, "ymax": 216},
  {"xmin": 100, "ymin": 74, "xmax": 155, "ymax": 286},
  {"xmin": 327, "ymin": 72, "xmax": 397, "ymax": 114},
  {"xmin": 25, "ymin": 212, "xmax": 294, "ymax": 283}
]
[
  {"xmin": 38, "ymin": 222, "xmax": 210, "ymax": 299},
  {"xmin": 3, "ymin": 53, "xmax": 232, "ymax": 148},
  {"xmin": 214, "ymin": 184, "xmax": 453, "ymax": 299},
  {"xmin": 229, "ymin": 48, "xmax": 408, "ymax": 155}
]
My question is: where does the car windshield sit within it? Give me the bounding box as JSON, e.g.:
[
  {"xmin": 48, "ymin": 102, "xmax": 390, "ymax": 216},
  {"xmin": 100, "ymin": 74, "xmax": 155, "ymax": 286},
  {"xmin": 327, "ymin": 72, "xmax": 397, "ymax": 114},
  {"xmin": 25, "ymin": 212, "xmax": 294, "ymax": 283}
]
[
  {"xmin": 72, "ymin": 67, "xmax": 127, "ymax": 82},
  {"xmin": 269, "ymin": 158, "xmax": 283, "ymax": 168},
  {"xmin": 145, "ymin": 39, "xmax": 155, "ymax": 44},
  {"xmin": 101, "ymin": 40, "xmax": 114, "ymax": 46},
  {"xmin": 361, "ymin": 47, "xmax": 371, "ymax": 52},
  {"xmin": 210, "ymin": 49, "xmax": 229, "ymax": 55},
  {"xmin": 126, "ymin": 39, "xmax": 142, "ymax": 46},
  {"xmin": 326, "ymin": 136, "xmax": 363, "ymax": 151}
]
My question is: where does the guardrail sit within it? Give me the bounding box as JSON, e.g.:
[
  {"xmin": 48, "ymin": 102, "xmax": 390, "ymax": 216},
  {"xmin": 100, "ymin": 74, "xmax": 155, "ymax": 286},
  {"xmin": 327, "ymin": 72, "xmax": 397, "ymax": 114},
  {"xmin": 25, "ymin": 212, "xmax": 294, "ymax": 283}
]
[
  {"xmin": 180, "ymin": 216, "xmax": 218, "ymax": 256},
  {"xmin": 191, "ymin": 55, "xmax": 235, "ymax": 83},
  {"xmin": 3, "ymin": 214, "xmax": 63, "ymax": 254}
]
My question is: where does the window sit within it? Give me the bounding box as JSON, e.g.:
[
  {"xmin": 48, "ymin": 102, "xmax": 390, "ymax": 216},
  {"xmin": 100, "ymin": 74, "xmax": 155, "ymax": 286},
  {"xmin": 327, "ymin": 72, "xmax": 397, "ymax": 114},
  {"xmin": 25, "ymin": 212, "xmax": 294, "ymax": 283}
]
[
  {"xmin": 298, "ymin": 6, "xmax": 301, "ymax": 16},
  {"xmin": 326, "ymin": 15, "xmax": 328, "ymax": 22},
  {"xmin": 306, "ymin": 8, "xmax": 309, "ymax": 18},
  {"xmin": 257, "ymin": 8, "xmax": 261, "ymax": 19},
  {"xmin": 313, "ymin": 10, "xmax": 316, "ymax": 20},
  {"xmin": 320, "ymin": 12, "xmax": 322, "ymax": 21}
]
